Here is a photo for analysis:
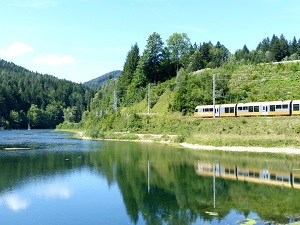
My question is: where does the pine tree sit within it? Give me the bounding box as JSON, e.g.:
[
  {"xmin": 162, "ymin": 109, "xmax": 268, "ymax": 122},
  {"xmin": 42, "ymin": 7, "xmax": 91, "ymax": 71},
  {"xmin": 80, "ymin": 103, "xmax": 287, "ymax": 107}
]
[{"xmin": 117, "ymin": 43, "xmax": 140, "ymax": 104}]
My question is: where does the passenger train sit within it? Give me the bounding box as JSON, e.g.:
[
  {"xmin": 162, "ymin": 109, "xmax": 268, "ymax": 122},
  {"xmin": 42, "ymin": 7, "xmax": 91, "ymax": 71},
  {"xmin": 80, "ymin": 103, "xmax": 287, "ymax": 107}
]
[{"xmin": 194, "ymin": 100, "xmax": 300, "ymax": 118}]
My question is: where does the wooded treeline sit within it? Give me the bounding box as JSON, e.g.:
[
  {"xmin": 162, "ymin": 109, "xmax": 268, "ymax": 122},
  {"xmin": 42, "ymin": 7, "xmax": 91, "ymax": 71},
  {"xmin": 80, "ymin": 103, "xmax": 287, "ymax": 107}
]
[{"xmin": 0, "ymin": 60, "xmax": 93, "ymax": 129}]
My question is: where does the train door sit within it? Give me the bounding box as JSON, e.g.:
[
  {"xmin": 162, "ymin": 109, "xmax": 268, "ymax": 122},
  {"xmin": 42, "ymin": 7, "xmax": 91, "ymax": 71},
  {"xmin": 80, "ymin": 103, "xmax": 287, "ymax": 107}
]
[
  {"xmin": 215, "ymin": 107, "xmax": 219, "ymax": 117},
  {"xmin": 262, "ymin": 105, "xmax": 268, "ymax": 116}
]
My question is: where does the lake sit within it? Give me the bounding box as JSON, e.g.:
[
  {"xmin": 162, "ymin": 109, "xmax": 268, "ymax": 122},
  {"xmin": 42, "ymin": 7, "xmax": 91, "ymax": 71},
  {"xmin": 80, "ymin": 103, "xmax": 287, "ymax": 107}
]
[{"xmin": 0, "ymin": 129, "xmax": 300, "ymax": 225}]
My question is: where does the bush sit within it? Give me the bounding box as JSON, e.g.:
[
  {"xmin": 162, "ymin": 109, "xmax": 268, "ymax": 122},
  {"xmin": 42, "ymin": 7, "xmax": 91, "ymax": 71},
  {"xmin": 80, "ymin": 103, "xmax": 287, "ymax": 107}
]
[
  {"xmin": 173, "ymin": 135, "xmax": 185, "ymax": 143},
  {"xmin": 85, "ymin": 129, "xmax": 105, "ymax": 139}
]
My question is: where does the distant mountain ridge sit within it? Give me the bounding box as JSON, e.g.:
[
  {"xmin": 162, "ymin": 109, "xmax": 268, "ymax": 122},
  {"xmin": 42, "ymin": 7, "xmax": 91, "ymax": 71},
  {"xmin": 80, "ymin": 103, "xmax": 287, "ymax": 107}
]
[{"xmin": 84, "ymin": 70, "xmax": 122, "ymax": 88}]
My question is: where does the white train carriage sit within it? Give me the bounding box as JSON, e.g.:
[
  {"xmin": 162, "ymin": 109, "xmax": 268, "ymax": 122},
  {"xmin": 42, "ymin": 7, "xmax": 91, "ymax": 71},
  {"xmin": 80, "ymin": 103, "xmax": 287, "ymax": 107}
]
[
  {"xmin": 237, "ymin": 100, "xmax": 291, "ymax": 117},
  {"xmin": 194, "ymin": 105, "xmax": 220, "ymax": 118},
  {"xmin": 219, "ymin": 104, "xmax": 236, "ymax": 117}
]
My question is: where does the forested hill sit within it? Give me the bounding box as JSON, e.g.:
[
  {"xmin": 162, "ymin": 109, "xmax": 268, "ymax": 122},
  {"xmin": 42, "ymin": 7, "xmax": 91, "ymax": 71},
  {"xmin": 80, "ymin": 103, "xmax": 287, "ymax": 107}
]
[
  {"xmin": 67, "ymin": 33, "xmax": 300, "ymax": 135},
  {"xmin": 83, "ymin": 70, "xmax": 122, "ymax": 88},
  {"xmin": 0, "ymin": 59, "xmax": 93, "ymax": 129}
]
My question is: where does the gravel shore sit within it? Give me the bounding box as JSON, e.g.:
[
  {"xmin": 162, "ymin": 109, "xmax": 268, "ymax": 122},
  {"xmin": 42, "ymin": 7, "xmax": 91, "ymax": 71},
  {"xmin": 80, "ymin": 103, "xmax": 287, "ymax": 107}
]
[{"xmin": 180, "ymin": 143, "xmax": 300, "ymax": 154}]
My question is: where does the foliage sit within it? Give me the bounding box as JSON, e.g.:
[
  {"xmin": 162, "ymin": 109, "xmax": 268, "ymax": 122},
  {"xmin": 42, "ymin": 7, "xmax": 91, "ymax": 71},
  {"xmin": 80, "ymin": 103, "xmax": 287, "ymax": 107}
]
[
  {"xmin": 166, "ymin": 32, "xmax": 191, "ymax": 73},
  {"xmin": 142, "ymin": 32, "xmax": 164, "ymax": 84}
]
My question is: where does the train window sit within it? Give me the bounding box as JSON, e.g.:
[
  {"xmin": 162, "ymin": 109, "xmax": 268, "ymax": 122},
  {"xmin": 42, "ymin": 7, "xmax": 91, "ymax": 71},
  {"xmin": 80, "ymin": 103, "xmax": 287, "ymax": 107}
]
[
  {"xmin": 283, "ymin": 104, "xmax": 288, "ymax": 109},
  {"xmin": 270, "ymin": 105, "xmax": 275, "ymax": 111},
  {"xmin": 254, "ymin": 106, "xmax": 259, "ymax": 112},
  {"xmin": 243, "ymin": 107, "xmax": 248, "ymax": 111},
  {"xmin": 225, "ymin": 107, "xmax": 229, "ymax": 113},
  {"xmin": 204, "ymin": 108, "xmax": 213, "ymax": 112},
  {"xmin": 293, "ymin": 104, "xmax": 297, "ymax": 111},
  {"xmin": 276, "ymin": 105, "xmax": 282, "ymax": 109},
  {"xmin": 230, "ymin": 107, "xmax": 234, "ymax": 113},
  {"xmin": 195, "ymin": 109, "xmax": 198, "ymax": 112},
  {"xmin": 238, "ymin": 107, "xmax": 242, "ymax": 110},
  {"xmin": 249, "ymin": 106, "xmax": 254, "ymax": 112}
]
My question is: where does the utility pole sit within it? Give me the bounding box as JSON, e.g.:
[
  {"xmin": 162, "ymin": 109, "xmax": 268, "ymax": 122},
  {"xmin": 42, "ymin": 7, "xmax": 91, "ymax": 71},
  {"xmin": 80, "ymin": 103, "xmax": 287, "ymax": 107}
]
[
  {"xmin": 113, "ymin": 90, "xmax": 117, "ymax": 112},
  {"xmin": 213, "ymin": 74, "xmax": 216, "ymax": 118},
  {"xmin": 148, "ymin": 83, "xmax": 151, "ymax": 115}
]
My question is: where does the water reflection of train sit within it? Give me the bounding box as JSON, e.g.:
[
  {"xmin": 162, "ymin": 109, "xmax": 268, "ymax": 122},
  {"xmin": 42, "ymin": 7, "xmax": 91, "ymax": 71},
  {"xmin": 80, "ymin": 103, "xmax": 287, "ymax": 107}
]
[
  {"xmin": 195, "ymin": 161, "xmax": 300, "ymax": 189},
  {"xmin": 194, "ymin": 100, "xmax": 300, "ymax": 118}
]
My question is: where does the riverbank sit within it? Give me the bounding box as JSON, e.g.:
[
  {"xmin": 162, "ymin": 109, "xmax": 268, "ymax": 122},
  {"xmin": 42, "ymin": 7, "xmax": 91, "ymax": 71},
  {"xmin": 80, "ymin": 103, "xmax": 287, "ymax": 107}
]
[
  {"xmin": 180, "ymin": 143, "xmax": 300, "ymax": 154},
  {"xmin": 60, "ymin": 115, "xmax": 300, "ymax": 149}
]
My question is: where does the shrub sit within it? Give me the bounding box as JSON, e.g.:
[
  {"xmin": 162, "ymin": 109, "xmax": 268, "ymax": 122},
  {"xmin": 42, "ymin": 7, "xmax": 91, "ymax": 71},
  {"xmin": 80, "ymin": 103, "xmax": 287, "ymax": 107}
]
[
  {"xmin": 173, "ymin": 135, "xmax": 185, "ymax": 143},
  {"xmin": 85, "ymin": 129, "xmax": 105, "ymax": 139}
]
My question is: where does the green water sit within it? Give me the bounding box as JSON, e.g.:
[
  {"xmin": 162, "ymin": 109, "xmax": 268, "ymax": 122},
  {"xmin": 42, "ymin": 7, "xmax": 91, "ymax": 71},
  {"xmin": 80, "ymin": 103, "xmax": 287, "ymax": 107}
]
[{"xmin": 0, "ymin": 130, "xmax": 299, "ymax": 225}]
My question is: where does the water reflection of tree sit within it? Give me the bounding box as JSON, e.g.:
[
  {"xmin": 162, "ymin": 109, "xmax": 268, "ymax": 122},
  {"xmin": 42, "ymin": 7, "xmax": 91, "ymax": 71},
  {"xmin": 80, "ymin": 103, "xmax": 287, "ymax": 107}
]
[{"xmin": 1, "ymin": 141, "xmax": 300, "ymax": 224}]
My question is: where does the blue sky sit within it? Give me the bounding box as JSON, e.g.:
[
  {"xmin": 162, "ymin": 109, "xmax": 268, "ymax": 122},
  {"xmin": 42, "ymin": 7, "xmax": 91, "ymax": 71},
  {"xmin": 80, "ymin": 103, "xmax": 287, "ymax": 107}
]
[{"xmin": 0, "ymin": 0, "xmax": 299, "ymax": 83}]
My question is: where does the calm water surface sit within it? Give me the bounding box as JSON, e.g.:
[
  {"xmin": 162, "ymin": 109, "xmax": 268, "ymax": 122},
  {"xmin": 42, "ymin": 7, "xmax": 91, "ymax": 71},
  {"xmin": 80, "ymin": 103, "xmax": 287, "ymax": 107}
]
[{"xmin": 0, "ymin": 130, "xmax": 300, "ymax": 225}]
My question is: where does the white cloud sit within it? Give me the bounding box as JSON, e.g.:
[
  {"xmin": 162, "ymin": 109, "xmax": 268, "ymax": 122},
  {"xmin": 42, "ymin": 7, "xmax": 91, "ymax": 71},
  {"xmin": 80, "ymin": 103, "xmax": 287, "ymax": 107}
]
[
  {"xmin": 32, "ymin": 54, "xmax": 75, "ymax": 66},
  {"xmin": 0, "ymin": 42, "xmax": 34, "ymax": 58},
  {"xmin": 3, "ymin": 195, "xmax": 30, "ymax": 212},
  {"xmin": 35, "ymin": 185, "xmax": 72, "ymax": 199}
]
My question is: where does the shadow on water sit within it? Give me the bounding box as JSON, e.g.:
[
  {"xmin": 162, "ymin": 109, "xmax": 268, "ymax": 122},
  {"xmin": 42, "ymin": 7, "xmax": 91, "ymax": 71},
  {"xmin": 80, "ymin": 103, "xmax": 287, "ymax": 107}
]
[{"xmin": 0, "ymin": 130, "xmax": 300, "ymax": 224}]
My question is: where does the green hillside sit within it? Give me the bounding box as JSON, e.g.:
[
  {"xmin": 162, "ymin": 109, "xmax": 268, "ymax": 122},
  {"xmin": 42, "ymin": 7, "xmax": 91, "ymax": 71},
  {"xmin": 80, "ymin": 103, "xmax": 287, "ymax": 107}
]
[
  {"xmin": 59, "ymin": 62, "xmax": 300, "ymax": 148},
  {"xmin": 0, "ymin": 59, "xmax": 93, "ymax": 129}
]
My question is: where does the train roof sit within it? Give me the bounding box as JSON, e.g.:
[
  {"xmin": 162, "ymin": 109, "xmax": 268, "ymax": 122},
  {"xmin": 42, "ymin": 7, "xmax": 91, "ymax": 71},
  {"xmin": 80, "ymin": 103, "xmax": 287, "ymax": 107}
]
[
  {"xmin": 195, "ymin": 104, "xmax": 237, "ymax": 108},
  {"xmin": 237, "ymin": 100, "xmax": 291, "ymax": 106},
  {"xmin": 219, "ymin": 103, "xmax": 237, "ymax": 107},
  {"xmin": 195, "ymin": 105, "xmax": 219, "ymax": 108}
]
